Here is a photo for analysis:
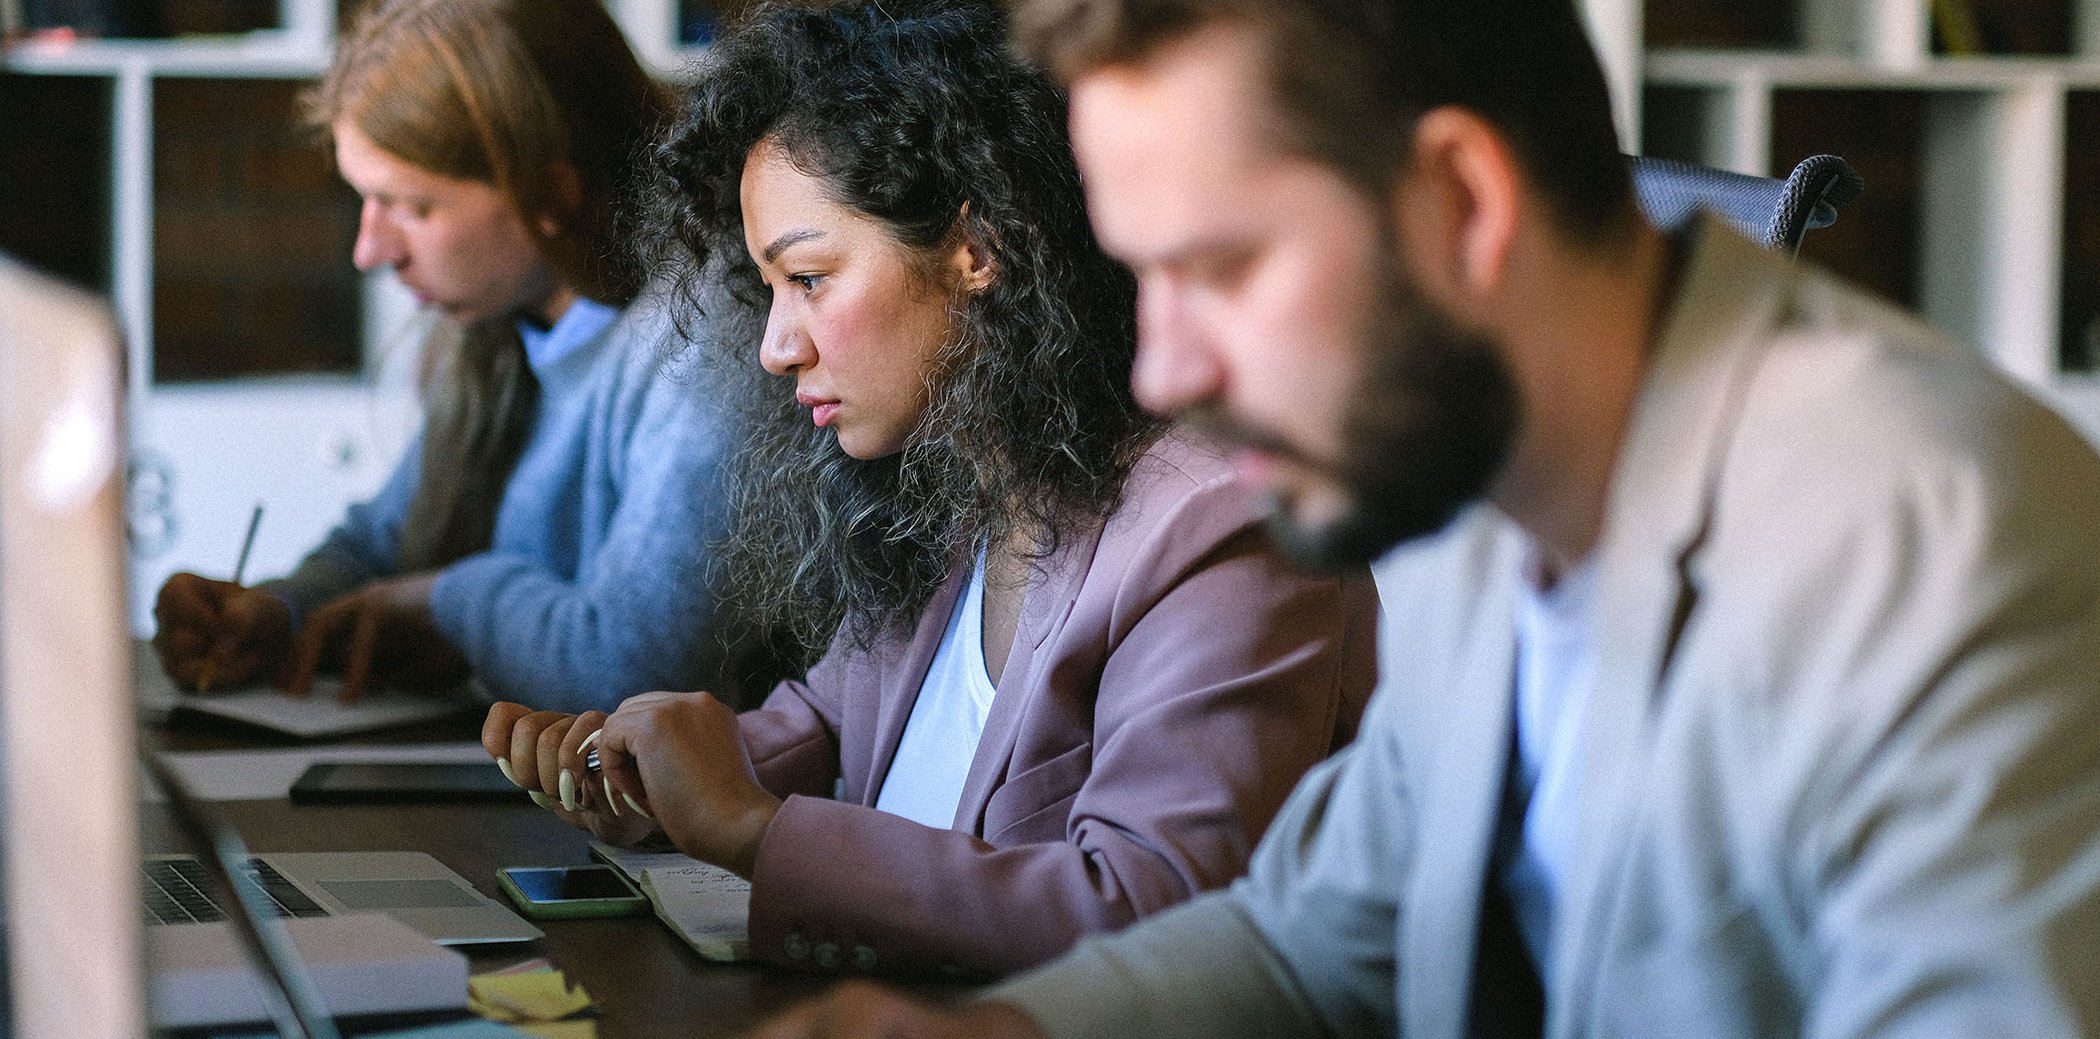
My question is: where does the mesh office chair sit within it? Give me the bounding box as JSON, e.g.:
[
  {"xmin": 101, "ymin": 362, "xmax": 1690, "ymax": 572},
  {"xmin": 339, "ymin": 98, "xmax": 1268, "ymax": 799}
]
[{"xmin": 1629, "ymin": 154, "xmax": 1864, "ymax": 254}]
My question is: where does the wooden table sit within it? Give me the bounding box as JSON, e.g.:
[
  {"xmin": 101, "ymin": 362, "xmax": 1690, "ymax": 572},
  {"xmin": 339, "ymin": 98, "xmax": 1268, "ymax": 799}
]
[{"xmin": 143, "ymin": 715, "xmax": 861, "ymax": 1037}]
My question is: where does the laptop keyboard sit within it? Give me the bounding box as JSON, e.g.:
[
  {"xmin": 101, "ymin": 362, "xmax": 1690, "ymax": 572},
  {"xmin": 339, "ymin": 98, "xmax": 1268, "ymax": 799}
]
[{"xmin": 144, "ymin": 858, "xmax": 331, "ymax": 925}]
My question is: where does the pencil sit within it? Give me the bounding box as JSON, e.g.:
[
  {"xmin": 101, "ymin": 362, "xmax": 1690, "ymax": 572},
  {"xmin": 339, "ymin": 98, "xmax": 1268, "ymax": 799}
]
[
  {"xmin": 196, "ymin": 502, "xmax": 265, "ymax": 693},
  {"xmin": 229, "ymin": 502, "xmax": 263, "ymax": 585}
]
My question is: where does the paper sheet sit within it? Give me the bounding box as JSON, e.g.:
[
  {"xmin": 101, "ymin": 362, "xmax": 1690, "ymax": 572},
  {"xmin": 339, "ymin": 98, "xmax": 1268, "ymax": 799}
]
[
  {"xmin": 591, "ymin": 841, "xmax": 751, "ymax": 961},
  {"xmin": 136, "ymin": 640, "xmax": 475, "ymax": 738},
  {"xmin": 151, "ymin": 741, "xmax": 499, "ymax": 802},
  {"xmin": 168, "ymin": 685, "xmax": 472, "ymax": 738}
]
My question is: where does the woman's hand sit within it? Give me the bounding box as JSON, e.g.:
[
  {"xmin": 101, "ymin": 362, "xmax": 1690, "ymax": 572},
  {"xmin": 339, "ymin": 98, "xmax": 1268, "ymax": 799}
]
[
  {"xmin": 483, "ymin": 693, "xmax": 782, "ymax": 876},
  {"xmin": 285, "ymin": 572, "xmax": 468, "ymax": 702},
  {"xmin": 599, "ymin": 691, "xmax": 782, "ymax": 879},
  {"xmin": 483, "ymin": 701, "xmax": 660, "ymax": 846},
  {"xmin": 152, "ymin": 572, "xmax": 292, "ymax": 692}
]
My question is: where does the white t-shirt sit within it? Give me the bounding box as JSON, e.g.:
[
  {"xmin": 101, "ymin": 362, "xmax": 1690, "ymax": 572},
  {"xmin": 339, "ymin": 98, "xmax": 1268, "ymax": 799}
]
[{"xmin": 873, "ymin": 555, "xmax": 1000, "ymax": 829}]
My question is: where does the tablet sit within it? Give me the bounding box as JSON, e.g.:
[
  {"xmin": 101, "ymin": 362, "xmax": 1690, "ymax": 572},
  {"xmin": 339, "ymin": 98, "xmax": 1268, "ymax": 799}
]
[{"xmin": 289, "ymin": 761, "xmax": 530, "ymax": 804}]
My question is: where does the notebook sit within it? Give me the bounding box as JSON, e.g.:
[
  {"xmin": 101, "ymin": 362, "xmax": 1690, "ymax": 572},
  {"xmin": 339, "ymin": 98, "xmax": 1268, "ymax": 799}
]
[
  {"xmin": 589, "ymin": 840, "xmax": 750, "ymax": 961},
  {"xmin": 135, "ymin": 641, "xmax": 477, "ymax": 739}
]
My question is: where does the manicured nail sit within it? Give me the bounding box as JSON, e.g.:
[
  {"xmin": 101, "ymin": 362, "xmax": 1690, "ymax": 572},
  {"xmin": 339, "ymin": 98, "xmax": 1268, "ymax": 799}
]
[
  {"xmin": 621, "ymin": 792, "xmax": 652, "ymax": 820},
  {"xmin": 604, "ymin": 775, "xmax": 621, "ymax": 817},
  {"xmin": 529, "ymin": 791, "xmax": 556, "ymax": 811},
  {"xmin": 558, "ymin": 770, "xmax": 580, "ymax": 813},
  {"xmin": 495, "ymin": 757, "xmax": 518, "ymax": 786}
]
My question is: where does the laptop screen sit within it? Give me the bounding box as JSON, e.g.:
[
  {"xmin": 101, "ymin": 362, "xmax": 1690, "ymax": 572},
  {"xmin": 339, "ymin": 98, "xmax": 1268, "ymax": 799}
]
[{"xmin": 0, "ymin": 255, "xmax": 143, "ymax": 1038}]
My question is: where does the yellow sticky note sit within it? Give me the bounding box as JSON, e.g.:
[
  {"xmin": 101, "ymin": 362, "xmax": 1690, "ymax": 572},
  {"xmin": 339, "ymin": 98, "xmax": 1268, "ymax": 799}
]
[{"xmin": 467, "ymin": 971, "xmax": 594, "ymax": 1024}]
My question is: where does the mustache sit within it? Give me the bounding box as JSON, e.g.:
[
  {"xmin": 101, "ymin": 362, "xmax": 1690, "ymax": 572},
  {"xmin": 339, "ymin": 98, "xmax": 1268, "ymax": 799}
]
[
  {"xmin": 1179, "ymin": 402, "xmax": 1356, "ymax": 486},
  {"xmin": 1180, "ymin": 403, "xmax": 1312, "ymax": 465}
]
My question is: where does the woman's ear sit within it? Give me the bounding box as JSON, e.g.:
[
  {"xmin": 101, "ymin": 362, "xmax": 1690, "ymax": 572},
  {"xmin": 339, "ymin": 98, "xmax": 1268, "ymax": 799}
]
[
  {"xmin": 947, "ymin": 202, "xmax": 1000, "ymax": 293},
  {"xmin": 536, "ymin": 162, "xmax": 587, "ymax": 238}
]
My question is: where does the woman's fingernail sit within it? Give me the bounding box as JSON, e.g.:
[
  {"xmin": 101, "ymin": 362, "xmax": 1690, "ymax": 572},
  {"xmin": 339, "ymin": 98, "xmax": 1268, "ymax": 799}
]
[
  {"xmin": 604, "ymin": 775, "xmax": 621, "ymax": 817},
  {"xmin": 495, "ymin": 757, "xmax": 518, "ymax": 786},
  {"xmin": 558, "ymin": 770, "xmax": 579, "ymax": 813},
  {"xmin": 529, "ymin": 791, "xmax": 556, "ymax": 811},
  {"xmin": 621, "ymin": 792, "xmax": 653, "ymax": 820}
]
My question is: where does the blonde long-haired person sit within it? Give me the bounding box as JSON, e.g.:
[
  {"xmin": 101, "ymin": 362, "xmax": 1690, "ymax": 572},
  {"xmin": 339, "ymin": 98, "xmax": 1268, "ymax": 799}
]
[{"xmin": 153, "ymin": 0, "xmax": 746, "ymax": 711}]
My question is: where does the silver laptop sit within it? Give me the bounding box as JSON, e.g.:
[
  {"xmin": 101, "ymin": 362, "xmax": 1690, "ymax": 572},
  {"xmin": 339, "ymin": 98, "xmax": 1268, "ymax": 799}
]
[
  {"xmin": 141, "ymin": 850, "xmax": 541, "ymax": 1027},
  {"xmin": 145, "ymin": 850, "xmax": 542, "ymax": 945},
  {"xmin": 0, "ymin": 256, "xmax": 532, "ymax": 1034}
]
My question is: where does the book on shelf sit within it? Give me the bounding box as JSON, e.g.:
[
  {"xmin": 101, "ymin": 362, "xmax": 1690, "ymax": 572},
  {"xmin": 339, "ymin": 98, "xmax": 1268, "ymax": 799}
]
[{"xmin": 1931, "ymin": 0, "xmax": 1985, "ymax": 55}]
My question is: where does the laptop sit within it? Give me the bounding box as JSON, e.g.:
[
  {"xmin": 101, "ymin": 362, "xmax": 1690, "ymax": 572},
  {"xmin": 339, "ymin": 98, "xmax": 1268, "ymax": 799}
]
[
  {"xmin": 0, "ymin": 255, "xmax": 142, "ymax": 1037},
  {"xmin": 144, "ymin": 851, "xmax": 542, "ymax": 945},
  {"xmin": 142, "ymin": 852, "xmax": 542, "ymax": 1028},
  {"xmin": 0, "ymin": 256, "xmax": 531, "ymax": 1034}
]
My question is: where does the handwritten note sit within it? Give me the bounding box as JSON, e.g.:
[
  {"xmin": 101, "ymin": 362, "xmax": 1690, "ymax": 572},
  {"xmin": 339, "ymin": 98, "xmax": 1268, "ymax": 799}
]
[{"xmin": 590, "ymin": 842, "xmax": 750, "ymax": 962}]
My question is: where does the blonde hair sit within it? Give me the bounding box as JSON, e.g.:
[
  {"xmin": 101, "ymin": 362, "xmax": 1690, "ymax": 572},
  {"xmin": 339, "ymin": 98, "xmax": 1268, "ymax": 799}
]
[{"xmin": 308, "ymin": 0, "xmax": 671, "ymax": 304}]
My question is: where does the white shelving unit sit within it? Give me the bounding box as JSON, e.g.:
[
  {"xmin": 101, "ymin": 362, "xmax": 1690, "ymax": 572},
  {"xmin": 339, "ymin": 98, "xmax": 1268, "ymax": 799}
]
[{"xmin": 1581, "ymin": 0, "xmax": 2100, "ymax": 444}]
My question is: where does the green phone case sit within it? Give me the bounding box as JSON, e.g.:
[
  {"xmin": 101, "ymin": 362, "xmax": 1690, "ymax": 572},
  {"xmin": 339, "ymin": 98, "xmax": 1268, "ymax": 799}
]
[{"xmin": 496, "ymin": 866, "xmax": 652, "ymax": 920}]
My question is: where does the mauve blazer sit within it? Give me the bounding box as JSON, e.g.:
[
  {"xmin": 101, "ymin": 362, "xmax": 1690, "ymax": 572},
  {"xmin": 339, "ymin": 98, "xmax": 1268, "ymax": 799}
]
[{"xmin": 736, "ymin": 431, "xmax": 1378, "ymax": 978}]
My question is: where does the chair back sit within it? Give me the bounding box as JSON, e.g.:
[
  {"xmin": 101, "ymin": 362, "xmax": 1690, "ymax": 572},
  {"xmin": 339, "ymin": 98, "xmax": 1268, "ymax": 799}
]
[{"xmin": 1630, "ymin": 154, "xmax": 1864, "ymax": 254}]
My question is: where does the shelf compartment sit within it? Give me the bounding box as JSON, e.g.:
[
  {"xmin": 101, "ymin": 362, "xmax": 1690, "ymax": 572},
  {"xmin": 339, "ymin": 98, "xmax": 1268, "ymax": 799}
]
[
  {"xmin": 151, "ymin": 76, "xmax": 361, "ymax": 383},
  {"xmin": 1647, "ymin": 0, "xmax": 2083, "ymax": 62},
  {"xmin": 1769, "ymin": 89, "xmax": 1934, "ymax": 310},
  {"xmin": 2062, "ymin": 90, "xmax": 2100, "ymax": 372},
  {"xmin": 0, "ymin": 73, "xmax": 113, "ymax": 291},
  {"xmin": 1646, "ymin": 0, "xmax": 1801, "ymax": 49}
]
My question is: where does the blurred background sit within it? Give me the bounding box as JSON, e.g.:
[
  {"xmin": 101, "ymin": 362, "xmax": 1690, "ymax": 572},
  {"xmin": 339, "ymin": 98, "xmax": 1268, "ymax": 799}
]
[{"xmin": 1, "ymin": 0, "xmax": 2095, "ymax": 632}]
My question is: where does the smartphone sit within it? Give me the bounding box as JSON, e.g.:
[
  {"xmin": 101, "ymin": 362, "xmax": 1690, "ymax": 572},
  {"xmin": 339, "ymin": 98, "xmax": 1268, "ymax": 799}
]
[
  {"xmin": 289, "ymin": 761, "xmax": 529, "ymax": 804},
  {"xmin": 496, "ymin": 865, "xmax": 651, "ymax": 919}
]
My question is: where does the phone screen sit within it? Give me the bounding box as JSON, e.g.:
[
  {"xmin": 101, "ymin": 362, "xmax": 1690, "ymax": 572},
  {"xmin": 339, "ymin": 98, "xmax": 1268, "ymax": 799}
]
[{"xmin": 503, "ymin": 866, "xmax": 638, "ymax": 902}]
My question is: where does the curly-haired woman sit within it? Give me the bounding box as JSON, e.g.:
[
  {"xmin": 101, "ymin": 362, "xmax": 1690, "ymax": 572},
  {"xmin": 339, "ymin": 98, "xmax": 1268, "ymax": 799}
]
[{"xmin": 485, "ymin": 0, "xmax": 1376, "ymax": 978}]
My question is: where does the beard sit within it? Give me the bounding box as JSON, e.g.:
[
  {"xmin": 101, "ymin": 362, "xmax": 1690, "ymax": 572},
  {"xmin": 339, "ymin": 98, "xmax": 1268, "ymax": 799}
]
[{"xmin": 1190, "ymin": 255, "xmax": 1519, "ymax": 571}]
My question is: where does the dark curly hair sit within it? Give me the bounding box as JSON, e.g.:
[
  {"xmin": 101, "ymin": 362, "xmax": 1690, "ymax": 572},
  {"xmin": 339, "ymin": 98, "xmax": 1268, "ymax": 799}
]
[{"xmin": 652, "ymin": 0, "xmax": 1158, "ymax": 663}]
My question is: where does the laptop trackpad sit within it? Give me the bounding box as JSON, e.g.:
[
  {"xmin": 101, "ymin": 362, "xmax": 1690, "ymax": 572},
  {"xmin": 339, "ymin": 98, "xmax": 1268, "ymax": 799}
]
[{"xmin": 320, "ymin": 878, "xmax": 485, "ymax": 910}]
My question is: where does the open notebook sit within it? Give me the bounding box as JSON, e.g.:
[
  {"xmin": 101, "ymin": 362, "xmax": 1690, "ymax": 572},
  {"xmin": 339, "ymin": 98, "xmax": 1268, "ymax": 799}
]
[{"xmin": 135, "ymin": 640, "xmax": 476, "ymax": 738}]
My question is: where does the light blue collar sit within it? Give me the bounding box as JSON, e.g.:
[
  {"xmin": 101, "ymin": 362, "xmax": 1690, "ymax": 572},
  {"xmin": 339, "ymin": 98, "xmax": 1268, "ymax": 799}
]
[{"xmin": 515, "ymin": 297, "xmax": 619, "ymax": 374}]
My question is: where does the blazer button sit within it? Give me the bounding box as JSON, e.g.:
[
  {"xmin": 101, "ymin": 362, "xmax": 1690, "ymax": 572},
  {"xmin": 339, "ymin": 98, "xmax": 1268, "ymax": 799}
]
[
  {"xmin": 783, "ymin": 933, "xmax": 811, "ymax": 961},
  {"xmin": 850, "ymin": 944, "xmax": 877, "ymax": 971},
  {"xmin": 814, "ymin": 942, "xmax": 841, "ymax": 969}
]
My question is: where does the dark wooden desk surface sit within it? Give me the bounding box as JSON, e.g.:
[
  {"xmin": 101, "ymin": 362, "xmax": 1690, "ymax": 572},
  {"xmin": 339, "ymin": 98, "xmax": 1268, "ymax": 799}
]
[{"xmin": 143, "ymin": 716, "xmax": 851, "ymax": 1037}]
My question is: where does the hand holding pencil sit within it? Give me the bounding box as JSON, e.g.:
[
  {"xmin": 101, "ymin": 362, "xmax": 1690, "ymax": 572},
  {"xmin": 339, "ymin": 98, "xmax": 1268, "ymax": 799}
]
[
  {"xmin": 193, "ymin": 504, "xmax": 263, "ymax": 692},
  {"xmin": 150, "ymin": 504, "xmax": 291, "ymax": 693}
]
